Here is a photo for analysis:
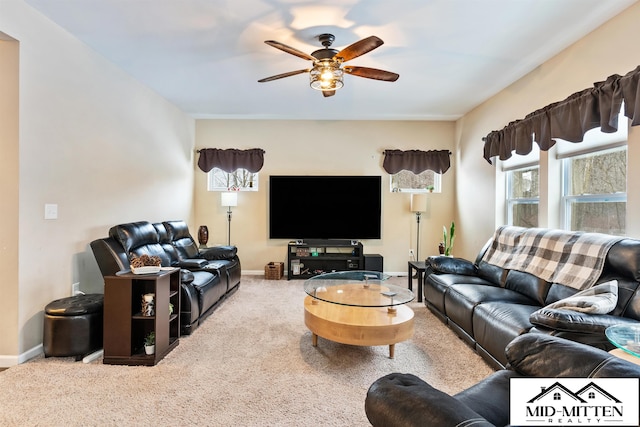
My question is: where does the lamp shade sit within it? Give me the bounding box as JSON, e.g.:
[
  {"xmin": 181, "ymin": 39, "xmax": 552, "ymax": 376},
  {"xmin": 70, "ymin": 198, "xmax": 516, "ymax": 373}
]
[
  {"xmin": 411, "ymin": 194, "xmax": 427, "ymax": 212},
  {"xmin": 221, "ymin": 192, "xmax": 238, "ymax": 207}
]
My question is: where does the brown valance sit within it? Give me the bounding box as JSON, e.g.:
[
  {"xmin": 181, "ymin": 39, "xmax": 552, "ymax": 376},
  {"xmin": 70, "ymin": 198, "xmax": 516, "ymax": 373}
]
[
  {"xmin": 197, "ymin": 148, "xmax": 265, "ymax": 173},
  {"xmin": 483, "ymin": 65, "xmax": 640, "ymax": 164},
  {"xmin": 382, "ymin": 149, "xmax": 451, "ymax": 174}
]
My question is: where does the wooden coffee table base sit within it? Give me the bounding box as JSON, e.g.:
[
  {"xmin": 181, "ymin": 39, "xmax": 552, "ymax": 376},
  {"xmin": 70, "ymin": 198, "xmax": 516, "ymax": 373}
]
[{"xmin": 304, "ymin": 295, "xmax": 414, "ymax": 358}]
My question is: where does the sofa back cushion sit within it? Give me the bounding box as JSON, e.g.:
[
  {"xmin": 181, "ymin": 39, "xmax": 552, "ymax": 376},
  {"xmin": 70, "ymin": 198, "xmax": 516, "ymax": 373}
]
[
  {"xmin": 476, "ymin": 261, "xmax": 506, "ymax": 287},
  {"xmin": 109, "ymin": 221, "xmax": 171, "ymax": 266},
  {"xmin": 90, "ymin": 237, "xmax": 130, "ymax": 276},
  {"xmin": 163, "ymin": 220, "xmax": 199, "ymax": 259},
  {"xmin": 504, "ymin": 270, "xmax": 551, "ymax": 306},
  {"xmin": 153, "ymin": 223, "xmax": 181, "ymax": 266},
  {"xmin": 537, "ymin": 239, "xmax": 640, "ymax": 320},
  {"xmin": 598, "ymin": 239, "xmax": 640, "ymax": 319},
  {"xmin": 602, "ymin": 239, "xmax": 640, "ymax": 281}
]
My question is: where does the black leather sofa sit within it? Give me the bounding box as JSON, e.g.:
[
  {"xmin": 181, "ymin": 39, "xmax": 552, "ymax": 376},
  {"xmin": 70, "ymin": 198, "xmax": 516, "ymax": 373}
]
[
  {"xmin": 423, "ymin": 228, "xmax": 640, "ymax": 369},
  {"xmin": 91, "ymin": 220, "xmax": 241, "ymax": 335},
  {"xmin": 365, "ymin": 334, "xmax": 640, "ymax": 427}
]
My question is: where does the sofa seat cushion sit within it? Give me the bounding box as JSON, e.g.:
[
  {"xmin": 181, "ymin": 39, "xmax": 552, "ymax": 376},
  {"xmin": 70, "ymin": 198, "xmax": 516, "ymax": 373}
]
[
  {"xmin": 444, "ymin": 284, "xmax": 537, "ymax": 337},
  {"xmin": 190, "ymin": 271, "xmax": 225, "ymax": 314},
  {"xmin": 425, "ymin": 274, "xmax": 496, "ymax": 314},
  {"xmin": 472, "ymin": 302, "xmax": 540, "ymax": 367}
]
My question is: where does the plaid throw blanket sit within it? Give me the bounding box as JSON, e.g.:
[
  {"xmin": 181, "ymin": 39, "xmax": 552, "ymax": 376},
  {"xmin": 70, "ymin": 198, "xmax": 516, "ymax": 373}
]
[{"xmin": 481, "ymin": 226, "xmax": 623, "ymax": 290}]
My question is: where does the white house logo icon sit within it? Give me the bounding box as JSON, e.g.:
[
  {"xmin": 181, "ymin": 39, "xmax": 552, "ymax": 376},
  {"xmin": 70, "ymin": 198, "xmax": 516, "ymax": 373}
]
[{"xmin": 510, "ymin": 378, "xmax": 638, "ymax": 426}]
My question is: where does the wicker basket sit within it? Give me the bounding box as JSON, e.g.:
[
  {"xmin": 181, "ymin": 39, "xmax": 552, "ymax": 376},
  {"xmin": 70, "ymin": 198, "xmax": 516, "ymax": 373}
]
[{"xmin": 265, "ymin": 262, "xmax": 284, "ymax": 280}]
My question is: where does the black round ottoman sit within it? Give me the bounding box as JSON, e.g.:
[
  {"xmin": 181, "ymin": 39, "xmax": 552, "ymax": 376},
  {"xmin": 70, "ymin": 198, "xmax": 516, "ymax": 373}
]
[{"xmin": 43, "ymin": 294, "xmax": 104, "ymax": 360}]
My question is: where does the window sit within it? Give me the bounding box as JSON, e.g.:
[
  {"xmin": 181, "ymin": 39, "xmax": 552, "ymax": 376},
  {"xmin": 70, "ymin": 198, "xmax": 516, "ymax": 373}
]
[
  {"xmin": 561, "ymin": 146, "xmax": 626, "ymax": 235},
  {"xmin": 207, "ymin": 167, "xmax": 259, "ymax": 191},
  {"xmin": 390, "ymin": 169, "xmax": 441, "ymax": 193},
  {"xmin": 506, "ymin": 166, "xmax": 539, "ymax": 227}
]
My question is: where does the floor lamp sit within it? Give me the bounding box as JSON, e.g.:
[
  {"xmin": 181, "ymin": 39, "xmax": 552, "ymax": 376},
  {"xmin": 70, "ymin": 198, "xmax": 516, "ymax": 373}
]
[
  {"xmin": 411, "ymin": 194, "xmax": 427, "ymax": 262},
  {"xmin": 221, "ymin": 192, "xmax": 238, "ymax": 246}
]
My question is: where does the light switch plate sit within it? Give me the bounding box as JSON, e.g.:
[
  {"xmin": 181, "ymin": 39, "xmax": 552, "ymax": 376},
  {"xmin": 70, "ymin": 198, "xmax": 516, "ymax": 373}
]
[{"xmin": 44, "ymin": 203, "xmax": 58, "ymax": 220}]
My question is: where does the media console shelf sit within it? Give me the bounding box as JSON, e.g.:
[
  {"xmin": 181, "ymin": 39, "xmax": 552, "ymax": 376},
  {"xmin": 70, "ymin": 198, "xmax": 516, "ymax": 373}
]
[{"xmin": 287, "ymin": 240, "xmax": 364, "ymax": 280}]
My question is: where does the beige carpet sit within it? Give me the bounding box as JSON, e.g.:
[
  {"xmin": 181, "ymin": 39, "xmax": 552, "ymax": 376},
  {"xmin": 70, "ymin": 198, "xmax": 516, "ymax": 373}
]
[{"xmin": 0, "ymin": 276, "xmax": 494, "ymax": 426}]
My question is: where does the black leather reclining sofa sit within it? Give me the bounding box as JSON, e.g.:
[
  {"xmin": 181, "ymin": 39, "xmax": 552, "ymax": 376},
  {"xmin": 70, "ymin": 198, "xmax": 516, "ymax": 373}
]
[
  {"xmin": 91, "ymin": 220, "xmax": 241, "ymax": 335},
  {"xmin": 366, "ymin": 333, "xmax": 640, "ymax": 427},
  {"xmin": 423, "ymin": 227, "xmax": 640, "ymax": 369}
]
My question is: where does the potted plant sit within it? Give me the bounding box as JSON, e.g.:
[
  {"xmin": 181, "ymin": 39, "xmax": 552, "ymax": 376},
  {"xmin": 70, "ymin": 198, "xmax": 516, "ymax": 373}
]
[
  {"xmin": 144, "ymin": 331, "xmax": 155, "ymax": 355},
  {"xmin": 442, "ymin": 221, "xmax": 455, "ymax": 256},
  {"xmin": 426, "ymin": 185, "xmax": 435, "ymax": 193}
]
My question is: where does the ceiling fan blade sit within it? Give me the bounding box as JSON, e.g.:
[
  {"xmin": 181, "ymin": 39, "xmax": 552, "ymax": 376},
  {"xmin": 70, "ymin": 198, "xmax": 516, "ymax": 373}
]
[
  {"xmin": 322, "ymin": 90, "xmax": 336, "ymax": 98},
  {"xmin": 334, "ymin": 36, "xmax": 384, "ymax": 62},
  {"xmin": 343, "ymin": 66, "xmax": 399, "ymax": 82},
  {"xmin": 264, "ymin": 40, "xmax": 316, "ymax": 61},
  {"xmin": 258, "ymin": 69, "xmax": 310, "ymax": 83}
]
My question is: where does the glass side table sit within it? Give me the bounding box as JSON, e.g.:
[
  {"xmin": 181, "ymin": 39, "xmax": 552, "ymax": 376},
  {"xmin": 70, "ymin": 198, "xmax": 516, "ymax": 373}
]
[{"xmin": 605, "ymin": 324, "xmax": 640, "ymax": 365}]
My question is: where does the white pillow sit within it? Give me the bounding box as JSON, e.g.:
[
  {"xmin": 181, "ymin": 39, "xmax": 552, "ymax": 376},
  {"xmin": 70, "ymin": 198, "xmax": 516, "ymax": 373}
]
[{"xmin": 544, "ymin": 280, "xmax": 618, "ymax": 314}]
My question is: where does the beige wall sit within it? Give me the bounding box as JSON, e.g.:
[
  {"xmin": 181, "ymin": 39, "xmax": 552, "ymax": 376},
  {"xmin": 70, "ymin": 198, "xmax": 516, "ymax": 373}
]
[
  {"xmin": 0, "ymin": 36, "xmax": 20, "ymax": 358},
  {"xmin": 0, "ymin": 1, "xmax": 195, "ymax": 366},
  {"xmin": 455, "ymin": 2, "xmax": 640, "ymax": 261},
  {"xmin": 195, "ymin": 120, "xmax": 456, "ymax": 273}
]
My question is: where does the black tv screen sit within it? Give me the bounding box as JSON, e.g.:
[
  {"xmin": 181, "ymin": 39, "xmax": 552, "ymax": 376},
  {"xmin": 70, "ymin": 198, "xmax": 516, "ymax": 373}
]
[{"xmin": 269, "ymin": 175, "xmax": 382, "ymax": 240}]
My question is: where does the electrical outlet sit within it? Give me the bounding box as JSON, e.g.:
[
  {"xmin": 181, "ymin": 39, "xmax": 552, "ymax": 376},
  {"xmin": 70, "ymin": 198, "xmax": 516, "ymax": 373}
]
[
  {"xmin": 72, "ymin": 282, "xmax": 80, "ymax": 295},
  {"xmin": 409, "ymin": 249, "xmax": 415, "ymax": 258}
]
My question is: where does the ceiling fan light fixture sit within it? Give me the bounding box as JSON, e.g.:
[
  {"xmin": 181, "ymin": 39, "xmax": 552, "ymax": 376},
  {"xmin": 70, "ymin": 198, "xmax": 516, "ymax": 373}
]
[
  {"xmin": 259, "ymin": 34, "xmax": 397, "ymax": 96},
  {"xmin": 310, "ymin": 60, "xmax": 343, "ymax": 91}
]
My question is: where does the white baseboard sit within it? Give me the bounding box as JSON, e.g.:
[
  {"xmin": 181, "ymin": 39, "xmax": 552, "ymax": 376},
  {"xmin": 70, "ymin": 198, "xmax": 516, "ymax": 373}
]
[
  {"xmin": 0, "ymin": 343, "xmax": 42, "ymax": 368},
  {"xmin": 83, "ymin": 349, "xmax": 103, "ymax": 364}
]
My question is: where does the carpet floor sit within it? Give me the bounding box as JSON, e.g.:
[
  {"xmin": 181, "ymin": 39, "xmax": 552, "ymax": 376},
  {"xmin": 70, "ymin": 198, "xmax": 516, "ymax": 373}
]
[{"xmin": 0, "ymin": 276, "xmax": 494, "ymax": 426}]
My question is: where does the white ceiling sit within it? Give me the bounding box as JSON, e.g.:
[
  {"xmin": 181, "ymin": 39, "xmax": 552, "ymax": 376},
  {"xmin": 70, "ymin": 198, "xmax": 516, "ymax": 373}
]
[{"xmin": 25, "ymin": 0, "xmax": 637, "ymax": 121}]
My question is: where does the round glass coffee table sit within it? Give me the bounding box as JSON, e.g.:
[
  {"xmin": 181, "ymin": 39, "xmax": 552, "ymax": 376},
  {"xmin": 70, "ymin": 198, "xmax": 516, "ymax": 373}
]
[
  {"xmin": 605, "ymin": 324, "xmax": 640, "ymax": 365},
  {"xmin": 303, "ymin": 271, "xmax": 415, "ymax": 358}
]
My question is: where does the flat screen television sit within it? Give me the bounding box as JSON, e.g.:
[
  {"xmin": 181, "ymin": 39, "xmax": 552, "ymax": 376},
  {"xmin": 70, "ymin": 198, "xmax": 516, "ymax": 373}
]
[{"xmin": 269, "ymin": 175, "xmax": 382, "ymax": 240}]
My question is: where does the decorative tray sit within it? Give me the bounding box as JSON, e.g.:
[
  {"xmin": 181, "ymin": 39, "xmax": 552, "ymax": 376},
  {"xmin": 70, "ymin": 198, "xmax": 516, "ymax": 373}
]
[{"xmin": 131, "ymin": 266, "xmax": 161, "ymax": 275}]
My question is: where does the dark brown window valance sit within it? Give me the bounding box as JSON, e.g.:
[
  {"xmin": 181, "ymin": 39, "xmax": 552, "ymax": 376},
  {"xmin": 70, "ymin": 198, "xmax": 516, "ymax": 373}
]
[
  {"xmin": 382, "ymin": 149, "xmax": 451, "ymax": 174},
  {"xmin": 197, "ymin": 148, "xmax": 265, "ymax": 173},
  {"xmin": 483, "ymin": 65, "xmax": 640, "ymax": 164}
]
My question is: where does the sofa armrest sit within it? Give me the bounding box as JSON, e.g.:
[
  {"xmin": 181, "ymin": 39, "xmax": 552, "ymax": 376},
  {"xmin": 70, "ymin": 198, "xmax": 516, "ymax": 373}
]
[
  {"xmin": 180, "ymin": 269, "xmax": 194, "ymax": 285},
  {"xmin": 506, "ymin": 333, "xmax": 640, "ymax": 378},
  {"xmin": 529, "ymin": 308, "xmax": 639, "ymax": 334},
  {"xmin": 178, "ymin": 258, "xmax": 208, "ymax": 269},
  {"xmin": 365, "ymin": 373, "xmax": 494, "ymax": 427},
  {"xmin": 426, "ymin": 255, "xmax": 477, "ymax": 276},
  {"xmin": 200, "ymin": 245, "xmax": 238, "ymax": 261}
]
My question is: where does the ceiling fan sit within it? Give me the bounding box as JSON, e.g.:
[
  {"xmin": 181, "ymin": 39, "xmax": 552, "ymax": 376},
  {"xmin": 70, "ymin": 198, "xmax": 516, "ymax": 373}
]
[{"xmin": 258, "ymin": 33, "xmax": 399, "ymax": 97}]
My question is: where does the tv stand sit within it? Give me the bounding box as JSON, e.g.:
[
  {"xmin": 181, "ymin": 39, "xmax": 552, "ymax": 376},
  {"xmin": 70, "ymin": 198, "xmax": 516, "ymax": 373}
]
[{"xmin": 287, "ymin": 239, "xmax": 364, "ymax": 280}]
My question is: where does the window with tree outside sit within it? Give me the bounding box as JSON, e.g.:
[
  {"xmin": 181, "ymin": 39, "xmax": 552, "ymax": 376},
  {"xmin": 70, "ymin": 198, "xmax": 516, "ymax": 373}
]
[
  {"xmin": 506, "ymin": 166, "xmax": 539, "ymax": 228},
  {"xmin": 390, "ymin": 169, "xmax": 441, "ymax": 193},
  {"xmin": 207, "ymin": 167, "xmax": 259, "ymax": 191},
  {"xmin": 562, "ymin": 146, "xmax": 627, "ymax": 235}
]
